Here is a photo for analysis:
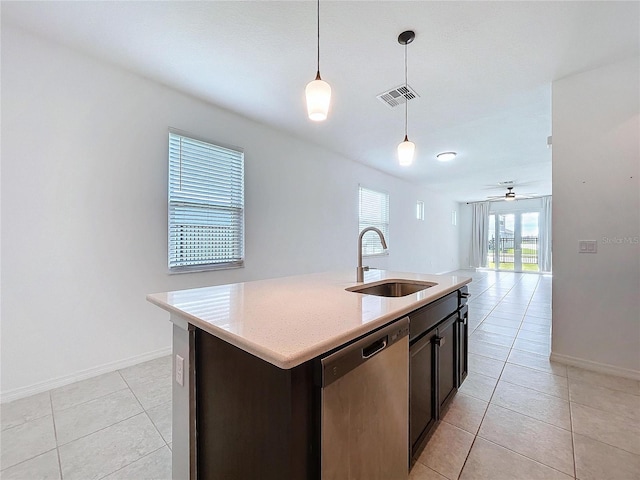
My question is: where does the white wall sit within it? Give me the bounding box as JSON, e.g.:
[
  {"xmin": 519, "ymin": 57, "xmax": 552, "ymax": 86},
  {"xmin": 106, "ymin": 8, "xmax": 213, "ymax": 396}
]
[
  {"xmin": 458, "ymin": 202, "xmax": 473, "ymax": 269},
  {"xmin": 458, "ymin": 197, "xmax": 545, "ymax": 269},
  {"xmin": 0, "ymin": 26, "xmax": 460, "ymax": 399},
  {"xmin": 551, "ymin": 56, "xmax": 640, "ymax": 376}
]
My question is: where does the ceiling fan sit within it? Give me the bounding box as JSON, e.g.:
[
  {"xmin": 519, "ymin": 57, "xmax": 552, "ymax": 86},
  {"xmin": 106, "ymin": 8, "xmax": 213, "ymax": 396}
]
[{"xmin": 486, "ymin": 186, "xmax": 536, "ymax": 202}]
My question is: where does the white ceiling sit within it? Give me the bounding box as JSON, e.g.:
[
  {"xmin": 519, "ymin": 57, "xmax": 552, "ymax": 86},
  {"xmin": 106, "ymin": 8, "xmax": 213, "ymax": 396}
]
[{"xmin": 3, "ymin": 1, "xmax": 639, "ymax": 202}]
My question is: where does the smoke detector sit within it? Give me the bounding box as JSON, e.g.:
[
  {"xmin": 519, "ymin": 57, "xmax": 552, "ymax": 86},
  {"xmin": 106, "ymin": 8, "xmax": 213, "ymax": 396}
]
[{"xmin": 376, "ymin": 84, "xmax": 420, "ymax": 109}]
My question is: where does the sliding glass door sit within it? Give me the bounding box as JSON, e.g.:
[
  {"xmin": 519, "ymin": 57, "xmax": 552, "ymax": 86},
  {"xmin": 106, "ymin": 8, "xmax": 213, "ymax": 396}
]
[
  {"xmin": 487, "ymin": 212, "xmax": 540, "ymax": 272},
  {"xmin": 520, "ymin": 212, "xmax": 540, "ymax": 272}
]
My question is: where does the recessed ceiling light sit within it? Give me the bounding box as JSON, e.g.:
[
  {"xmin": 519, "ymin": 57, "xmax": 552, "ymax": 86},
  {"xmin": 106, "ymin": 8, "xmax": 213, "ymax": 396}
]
[{"xmin": 436, "ymin": 152, "xmax": 457, "ymax": 162}]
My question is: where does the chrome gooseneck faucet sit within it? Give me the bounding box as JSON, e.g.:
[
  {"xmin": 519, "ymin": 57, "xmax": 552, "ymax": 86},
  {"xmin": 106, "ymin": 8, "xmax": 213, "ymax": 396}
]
[{"xmin": 357, "ymin": 227, "xmax": 388, "ymax": 282}]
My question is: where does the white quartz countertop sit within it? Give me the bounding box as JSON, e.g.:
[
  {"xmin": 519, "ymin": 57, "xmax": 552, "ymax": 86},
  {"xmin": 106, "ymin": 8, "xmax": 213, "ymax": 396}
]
[{"xmin": 147, "ymin": 270, "xmax": 471, "ymax": 369}]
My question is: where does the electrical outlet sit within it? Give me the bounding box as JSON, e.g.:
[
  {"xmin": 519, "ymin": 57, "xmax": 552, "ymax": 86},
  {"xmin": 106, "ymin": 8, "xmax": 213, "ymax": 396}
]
[{"xmin": 175, "ymin": 354, "xmax": 184, "ymax": 386}]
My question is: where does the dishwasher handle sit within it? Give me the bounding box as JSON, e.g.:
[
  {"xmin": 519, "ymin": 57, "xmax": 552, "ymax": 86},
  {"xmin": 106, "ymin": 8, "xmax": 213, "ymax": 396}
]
[
  {"xmin": 321, "ymin": 317, "xmax": 409, "ymax": 388},
  {"xmin": 362, "ymin": 338, "xmax": 388, "ymax": 359}
]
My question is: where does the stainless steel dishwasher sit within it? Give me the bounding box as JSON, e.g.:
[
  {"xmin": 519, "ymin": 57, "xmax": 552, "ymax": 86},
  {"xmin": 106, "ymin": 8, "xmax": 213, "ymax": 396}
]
[{"xmin": 321, "ymin": 317, "xmax": 409, "ymax": 480}]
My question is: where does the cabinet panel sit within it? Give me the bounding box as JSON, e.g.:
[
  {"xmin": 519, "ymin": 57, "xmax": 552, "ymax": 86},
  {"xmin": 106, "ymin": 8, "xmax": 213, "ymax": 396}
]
[
  {"xmin": 409, "ymin": 292, "xmax": 459, "ymax": 342},
  {"xmin": 195, "ymin": 330, "xmax": 317, "ymax": 479},
  {"xmin": 436, "ymin": 314, "xmax": 457, "ymax": 409},
  {"xmin": 407, "ymin": 287, "xmax": 471, "ymax": 462},
  {"xmin": 457, "ymin": 306, "xmax": 469, "ymax": 386},
  {"xmin": 410, "ymin": 331, "xmax": 436, "ymax": 453}
]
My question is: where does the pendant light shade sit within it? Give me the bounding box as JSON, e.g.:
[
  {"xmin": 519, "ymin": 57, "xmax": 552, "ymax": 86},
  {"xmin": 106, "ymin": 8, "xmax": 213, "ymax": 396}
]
[
  {"xmin": 397, "ymin": 135, "xmax": 416, "ymax": 166},
  {"xmin": 397, "ymin": 30, "xmax": 416, "ymax": 166},
  {"xmin": 306, "ymin": 73, "xmax": 331, "ymax": 121},
  {"xmin": 306, "ymin": 0, "xmax": 331, "ymax": 121}
]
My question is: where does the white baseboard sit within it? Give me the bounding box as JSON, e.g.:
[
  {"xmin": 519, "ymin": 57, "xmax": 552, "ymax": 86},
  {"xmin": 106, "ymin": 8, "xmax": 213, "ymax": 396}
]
[
  {"xmin": 550, "ymin": 352, "xmax": 640, "ymax": 381},
  {"xmin": 0, "ymin": 346, "xmax": 172, "ymax": 404}
]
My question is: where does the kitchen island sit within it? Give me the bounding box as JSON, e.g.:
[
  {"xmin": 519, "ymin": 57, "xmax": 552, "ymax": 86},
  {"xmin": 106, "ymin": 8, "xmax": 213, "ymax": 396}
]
[{"xmin": 147, "ymin": 269, "xmax": 471, "ymax": 479}]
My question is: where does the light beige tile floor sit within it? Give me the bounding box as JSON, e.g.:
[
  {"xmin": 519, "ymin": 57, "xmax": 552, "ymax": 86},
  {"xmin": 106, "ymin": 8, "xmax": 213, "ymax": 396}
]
[
  {"xmin": 3, "ymin": 271, "xmax": 639, "ymax": 479},
  {"xmin": 412, "ymin": 270, "xmax": 640, "ymax": 480},
  {"xmin": 0, "ymin": 357, "xmax": 172, "ymax": 479}
]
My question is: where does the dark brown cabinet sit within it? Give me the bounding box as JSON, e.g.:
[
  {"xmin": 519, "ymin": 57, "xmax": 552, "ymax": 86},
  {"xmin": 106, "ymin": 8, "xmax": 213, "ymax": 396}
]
[
  {"xmin": 409, "ymin": 289, "xmax": 469, "ymax": 461},
  {"xmin": 409, "ymin": 329, "xmax": 436, "ymax": 450},
  {"xmin": 435, "ymin": 314, "xmax": 458, "ymax": 410},
  {"xmin": 457, "ymin": 305, "xmax": 469, "ymax": 386}
]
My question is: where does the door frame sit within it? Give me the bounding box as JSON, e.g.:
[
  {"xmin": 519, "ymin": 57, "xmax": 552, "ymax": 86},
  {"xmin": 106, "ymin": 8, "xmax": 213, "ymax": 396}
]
[{"xmin": 486, "ymin": 207, "xmax": 541, "ymax": 273}]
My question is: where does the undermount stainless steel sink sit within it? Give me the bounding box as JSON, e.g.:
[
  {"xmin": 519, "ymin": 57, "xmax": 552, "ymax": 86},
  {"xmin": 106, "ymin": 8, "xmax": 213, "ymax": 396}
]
[{"xmin": 346, "ymin": 280, "xmax": 437, "ymax": 297}]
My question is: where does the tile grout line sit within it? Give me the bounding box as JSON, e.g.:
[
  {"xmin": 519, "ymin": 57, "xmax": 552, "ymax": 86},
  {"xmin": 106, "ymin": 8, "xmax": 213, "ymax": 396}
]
[
  {"xmin": 50, "ymin": 390, "xmax": 65, "ymax": 480},
  {"xmin": 497, "ymin": 376, "xmax": 568, "ymax": 402},
  {"xmin": 0, "ymin": 448, "xmax": 60, "ymax": 475},
  {"xmin": 476, "ymin": 436, "xmax": 578, "ymax": 479},
  {"xmin": 95, "ymin": 444, "xmax": 168, "ymax": 480},
  {"xmin": 144, "ymin": 408, "xmax": 172, "ymax": 448},
  {"xmin": 456, "ymin": 435, "xmax": 478, "ymax": 480},
  {"xmin": 51, "ymin": 385, "xmax": 130, "ymax": 415},
  {"xmin": 567, "ymin": 374, "xmax": 640, "ymax": 397},
  {"xmin": 0, "ymin": 411, "xmax": 52, "ymax": 434},
  {"xmin": 55, "ymin": 411, "xmax": 148, "ymax": 448},
  {"xmin": 569, "ymin": 400, "xmax": 578, "ymax": 479},
  {"xmin": 568, "ymin": 392, "xmax": 640, "ymax": 415},
  {"xmin": 117, "ymin": 369, "xmax": 171, "ymax": 450},
  {"xmin": 116, "ymin": 369, "xmax": 144, "ymax": 410},
  {"xmin": 473, "ymin": 395, "xmax": 572, "ymax": 432}
]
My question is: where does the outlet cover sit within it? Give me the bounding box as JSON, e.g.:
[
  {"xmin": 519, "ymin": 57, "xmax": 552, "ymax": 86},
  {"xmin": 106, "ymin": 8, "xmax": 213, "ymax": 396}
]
[{"xmin": 175, "ymin": 354, "xmax": 184, "ymax": 386}]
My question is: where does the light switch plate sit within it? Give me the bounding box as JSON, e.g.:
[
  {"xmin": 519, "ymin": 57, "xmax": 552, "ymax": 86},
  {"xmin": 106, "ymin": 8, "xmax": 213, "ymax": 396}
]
[{"xmin": 579, "ymin": 240, "xmax": 597, "ymax": 253}]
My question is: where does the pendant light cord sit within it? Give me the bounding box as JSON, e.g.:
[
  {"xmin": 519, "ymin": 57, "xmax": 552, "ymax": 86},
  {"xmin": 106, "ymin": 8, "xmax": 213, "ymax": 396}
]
[
  {"xmin": 316, "ymin": 0, "xmax": 321, "ymax": 78},
  {"xmin": 404, "ymin": 41, "xmax": 409, "ymax": 140}
]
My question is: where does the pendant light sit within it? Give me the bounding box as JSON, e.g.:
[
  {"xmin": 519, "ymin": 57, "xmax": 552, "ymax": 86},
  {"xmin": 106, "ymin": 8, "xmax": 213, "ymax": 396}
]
[
  {"xmin": 397, "ymin": 30, "xmax": 416, "ymax": 166},
  {"xmin": 305, "ymin": 0, "xmax": 331, "ymax": 121}
]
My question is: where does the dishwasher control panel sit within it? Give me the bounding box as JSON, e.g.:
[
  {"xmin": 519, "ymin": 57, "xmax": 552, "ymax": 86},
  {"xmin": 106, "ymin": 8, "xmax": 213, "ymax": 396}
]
[{"xmin": 320, "ymin": 317, "xmax": 409, "ymax": 388}]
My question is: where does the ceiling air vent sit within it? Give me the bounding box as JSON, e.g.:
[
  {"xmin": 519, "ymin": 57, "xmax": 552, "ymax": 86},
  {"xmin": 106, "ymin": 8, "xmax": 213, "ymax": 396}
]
[{"xmin": 376, "ymin": 84, "xmax": 420, "ymax": 109}]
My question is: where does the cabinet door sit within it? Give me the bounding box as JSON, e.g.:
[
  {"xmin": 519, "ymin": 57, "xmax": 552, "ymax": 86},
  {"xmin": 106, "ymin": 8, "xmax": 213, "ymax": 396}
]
[
  {"xmin": 435, "ymin": 314, "xmax": 457, "ymax": 410},
  {"xmin": 410, "ymin": 331, "xmax": 436, "ymax": 453},
  {"xmin": 457, "ymin": 306, "xmax": 469, "ymax": 386}
]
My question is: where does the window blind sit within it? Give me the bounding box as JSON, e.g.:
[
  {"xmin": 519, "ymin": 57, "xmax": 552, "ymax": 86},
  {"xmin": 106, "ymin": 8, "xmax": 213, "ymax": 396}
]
[
  {"xmin": 168, "ymin": 132, "xmax": 244, "ymax": 272},
  {"xmin": 359, "ymin": 186, "xmax": 389, "ymax": 256}
]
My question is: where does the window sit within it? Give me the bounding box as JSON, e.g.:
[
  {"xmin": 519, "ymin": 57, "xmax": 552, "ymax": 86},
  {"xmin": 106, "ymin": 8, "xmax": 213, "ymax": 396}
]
[
  {"xmin": 416, "ymin": 201, "xmax": 425, "ymax": 220},
  {"xmin": 359, "ymin": 186, "xmax": 389, "ymax": 256},
  {"xmin": 168, "ymin": 132, "xmax": 244, "ymax": 272}
]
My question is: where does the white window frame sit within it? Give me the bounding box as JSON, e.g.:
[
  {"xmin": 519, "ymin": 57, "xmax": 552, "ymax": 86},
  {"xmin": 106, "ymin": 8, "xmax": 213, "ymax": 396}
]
[
  {"xmin": 168, "ymin": 130, "xmax": 244, "ymax": 273},
  {"xmin": 358, "ymin": 185, "xmax": 390, "ymax": 257}
]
